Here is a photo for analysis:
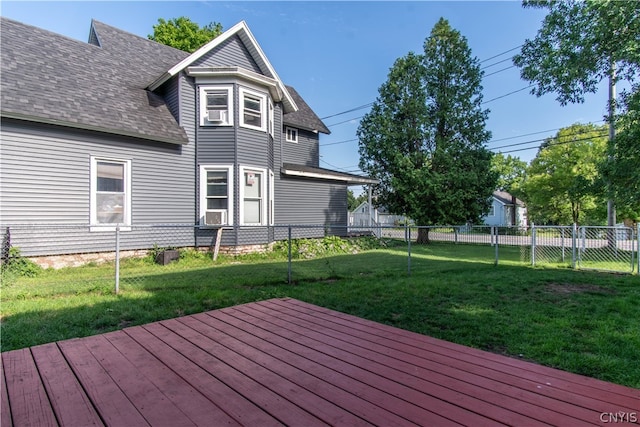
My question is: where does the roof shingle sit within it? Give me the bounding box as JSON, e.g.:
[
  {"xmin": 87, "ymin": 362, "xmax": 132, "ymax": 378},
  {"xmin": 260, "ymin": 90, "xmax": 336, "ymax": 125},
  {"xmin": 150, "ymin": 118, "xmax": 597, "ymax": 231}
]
[{"xmin": 0, "ymin": 18, "xmax": 189, "ymax": 145}]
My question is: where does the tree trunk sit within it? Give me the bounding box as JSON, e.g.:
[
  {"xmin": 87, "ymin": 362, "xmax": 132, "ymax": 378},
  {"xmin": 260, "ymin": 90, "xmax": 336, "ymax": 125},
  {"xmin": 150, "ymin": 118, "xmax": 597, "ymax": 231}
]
[{"xmin": 416, "ymin": 227, "xmax": 430, "ymax": 244}]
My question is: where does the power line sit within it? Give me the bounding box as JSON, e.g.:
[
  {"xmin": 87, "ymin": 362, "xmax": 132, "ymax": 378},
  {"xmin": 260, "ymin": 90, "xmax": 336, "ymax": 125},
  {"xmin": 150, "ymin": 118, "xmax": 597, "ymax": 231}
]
[
  {"xmin": 319, "ymin": 44, "xmax": 524, "ymax": 122},
  {"xmin": 481, "ymin": 57, "xmax": 514, "ymax": 70},
  {"xmin": 326, "ymin": 116, "xmax": 364, "ymax": 128},
  {"xmin": 494, "ymin": 131, "xmax": 609, "ymax": 154},
  {"xmin": 482, "ymin": 85, "xmax": 533, "ymax": 104},
  {"xmin": 319, "ymin": 138, "xmax": 358, "ymax": 147},
  {"xmin": 479, "ymin": 45, "xmax": 522, "ymax": 63},
  {"xmin": 483, "ymin": 65, "xmax": 517, "ymax": 78},
  {"xmin": 320, "ymin": 103, "xmax": 374, "ymax": 120},
  {"xmin": 488, "ymin": 120, "xmax": 606, "ymax": 144}
]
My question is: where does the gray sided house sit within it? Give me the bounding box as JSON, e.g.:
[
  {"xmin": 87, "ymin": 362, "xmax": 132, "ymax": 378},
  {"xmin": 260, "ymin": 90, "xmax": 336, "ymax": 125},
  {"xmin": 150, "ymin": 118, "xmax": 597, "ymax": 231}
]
[{"xmin": 0, "ymin": 18, "xmax": 374, "ymax": 259}]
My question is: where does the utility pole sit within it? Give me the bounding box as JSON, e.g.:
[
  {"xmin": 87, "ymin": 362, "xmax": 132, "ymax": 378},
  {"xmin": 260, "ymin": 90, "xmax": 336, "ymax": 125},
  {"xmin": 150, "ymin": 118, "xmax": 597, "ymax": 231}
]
[{"xmin": 607, "ymin": 63, "xmax": 616, "ymax": 228}]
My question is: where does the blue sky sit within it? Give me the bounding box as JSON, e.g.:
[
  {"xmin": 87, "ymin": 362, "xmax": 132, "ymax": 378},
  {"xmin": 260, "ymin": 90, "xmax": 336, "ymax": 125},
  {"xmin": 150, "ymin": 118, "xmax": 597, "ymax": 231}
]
[{"xmin": 1, "ymin": 1, "xmax": 614, "ymax": 182}]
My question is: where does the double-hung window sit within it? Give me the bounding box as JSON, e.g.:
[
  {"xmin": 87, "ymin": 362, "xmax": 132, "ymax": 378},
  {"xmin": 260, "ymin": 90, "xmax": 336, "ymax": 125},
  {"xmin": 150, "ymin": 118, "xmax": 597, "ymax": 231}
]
[
  {"xmin": 200, "ymin": 165, "xmax": 233, "ymax": 226},
  {"xmin": 285, "ymin": 127, "xmax": 298, "ymax": 143},
  {"xmin": 90, "ymin": 157, "xmax": 131, "ymax": 231},
  {"xmin": 199, "ymin": 85, "xmax": 233, "ymax": 126},
  {"xmin": 239, "ymin": 87, "xmax": 267, "ymax": 131},
  {"xmin": 240, "ymin": 167, "xmax": 267, "ymax": 225}
]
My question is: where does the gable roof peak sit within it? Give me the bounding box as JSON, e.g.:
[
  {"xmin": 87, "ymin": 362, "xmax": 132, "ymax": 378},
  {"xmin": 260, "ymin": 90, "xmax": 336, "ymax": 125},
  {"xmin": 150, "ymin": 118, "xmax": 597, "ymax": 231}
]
[{"xmin": 147, "ymin": 20, "xmax": 296, "ymax": 113}]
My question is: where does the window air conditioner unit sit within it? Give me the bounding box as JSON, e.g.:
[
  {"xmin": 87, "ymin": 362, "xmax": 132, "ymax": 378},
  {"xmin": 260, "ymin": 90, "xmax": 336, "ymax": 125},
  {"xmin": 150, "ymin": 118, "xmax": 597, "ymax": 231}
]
[
  {"xmin": 205, "ymin": 210, "xmax": 226, "ymax": 226},
  {"xmin": 207, "ymin": 109, "xmax": 226, "ymax": 122}
]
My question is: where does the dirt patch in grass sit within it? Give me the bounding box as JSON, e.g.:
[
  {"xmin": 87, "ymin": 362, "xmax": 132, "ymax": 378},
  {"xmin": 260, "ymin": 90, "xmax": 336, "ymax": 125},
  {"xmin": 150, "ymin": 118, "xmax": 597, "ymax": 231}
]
[{"xmin": 546, "ymin": 282, "xmax": 617, "ymax": 295}]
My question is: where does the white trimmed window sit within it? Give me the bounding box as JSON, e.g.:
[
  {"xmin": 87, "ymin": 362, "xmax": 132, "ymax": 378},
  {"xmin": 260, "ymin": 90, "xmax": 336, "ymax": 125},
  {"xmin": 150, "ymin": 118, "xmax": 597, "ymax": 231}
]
[
  {"xmin": 200, "ymin": 165, "xmax": 234, "ymax": 226},
  {"xmin": 489, "ymin": 204, "xmax": 496, "ymax": 217},
  {"xmin": 239, "ymin": 166, "xmax": 267, "ymax": 225},
  {"xmin": 199, "ymin": 85, "xmax": 233, "ymax": 126},
  {"xmin": 90, "ymin": 157, "xmax": 131, "ymax": 231},
  {"xmin": 239, "ymin": 87, "xmax": 267, "ymax": 131},
  {"xmin": 269, "ymin": 170, "xmax": 275, "ymax": 226},
  {"xmin": 268, "ymin": 98, "xmax": 275, "ymax": 137},
  {"xmin": 285, "ymin": 127, "xmax": 298, "ymax": 143}
]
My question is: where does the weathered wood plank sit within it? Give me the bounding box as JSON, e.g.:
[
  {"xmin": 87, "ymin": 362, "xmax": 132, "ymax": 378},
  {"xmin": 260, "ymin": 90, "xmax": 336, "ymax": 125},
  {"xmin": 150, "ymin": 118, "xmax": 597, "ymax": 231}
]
[
  {"xmin": 80, "ymin": 334, "xmax": 197, "ymax": 427},
  {"xmin": 1, "ymin": 352, "xmax": 14, "ymax": 427},
  {"xmin": 57, "ymin": 338, "xmax": 150, "ymax": 427},
  {"xmin": 232, "ymin": 303, "xmax": 563, "ymax": 426},
  {"xmin": 215, "ymin": 308, "xmax": 485, "ymax": 427},
  {"xmin": 1, "ymin": 349, "xmax": 57, "ymax": 427},
  {"xmin": 255, "ymin": 299, "xmax": 604, "ymax": 424},
  {"xmin": 191, "ymin": 311, "xmax": 413, "ymax": 426},
  {"xmin": 285, "ymin": 298, "xmax": 640, "ymax": 409},
  {"xmin": 146, "ymin": 320, "xmax": 326, "ymax": 427},
  {"xmin": 30, "ymin": 343, "xmax": 103, "ymax": 426},
  {"xmin": 123, "ymin": 324, "xmax": 283, "ymax": 427},
  {"xmin": 178, "ymin": 314, "xmax": 374, "ymax": 427},
  {"xmin": 103, "ymin": 330, "xmax": 241, "ymax": 427}
]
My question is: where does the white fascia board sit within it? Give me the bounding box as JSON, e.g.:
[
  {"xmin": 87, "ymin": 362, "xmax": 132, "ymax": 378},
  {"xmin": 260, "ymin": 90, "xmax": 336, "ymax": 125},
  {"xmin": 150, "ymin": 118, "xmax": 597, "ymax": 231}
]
[
  {"xmin": 282, "ymin": 167, "xmax": 378, "ymax": 185},
  {"xmin": 148, "ymin": 21, "xmax": 298, "ymax": 113},
  {"xmin": 186, "ymin": 66, "xmax": 285, "ymax": 102}
]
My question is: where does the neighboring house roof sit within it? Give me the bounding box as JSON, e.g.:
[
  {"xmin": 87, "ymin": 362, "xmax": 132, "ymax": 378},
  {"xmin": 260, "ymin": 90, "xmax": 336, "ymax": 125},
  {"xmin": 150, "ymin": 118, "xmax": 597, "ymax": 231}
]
[
  {"xmin": 282, "ymin": 163, "xmax": 378, "ymax": 185},
  {"xmin": 283, "ymin": 86, "xmax": 331, "ymax": 134},
  {"xmin": 0, "ymin": 17, "xmax": 189, "ymax": 145},
  {"xmin": 493, "ymin": 190, "xmax": 525, "ymax": 207}
]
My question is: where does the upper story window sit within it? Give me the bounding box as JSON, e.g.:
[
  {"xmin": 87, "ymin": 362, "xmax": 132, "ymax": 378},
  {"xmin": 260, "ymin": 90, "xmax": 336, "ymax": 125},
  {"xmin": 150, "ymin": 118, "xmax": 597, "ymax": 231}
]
[
  {"xmin": 268, "ymin": 99, "xmax": 275, "ymax": 137},
  {"xmin": 239, "ymin": 87, "xmax": 267, "ymax": 132},
  {"xmin": 285, "ymin": 127, "xmax": 298, "ymax": 143},
  {"xmin": 90, "ymin": 157, "xmax": 131, "ymax": 231},
  {"xmin": 199, "ymin": 85, "xmax": 233, "ymax": 126}
]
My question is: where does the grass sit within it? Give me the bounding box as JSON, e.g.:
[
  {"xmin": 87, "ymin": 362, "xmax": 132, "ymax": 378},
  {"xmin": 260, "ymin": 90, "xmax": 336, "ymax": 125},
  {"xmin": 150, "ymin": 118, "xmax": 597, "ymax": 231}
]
[{"xmin": 1, "ymin": 241, "xmax": 639, "ymax": 388}]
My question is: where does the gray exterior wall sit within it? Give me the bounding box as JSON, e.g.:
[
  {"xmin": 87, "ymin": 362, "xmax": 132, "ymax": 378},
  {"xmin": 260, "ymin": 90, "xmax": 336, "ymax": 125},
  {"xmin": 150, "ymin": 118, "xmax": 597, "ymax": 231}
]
[
  {"xmin": 193, "ymin": 35, "xmax": 261, "ymax": 73},
  {"xmin": 0, "ymin": 119, "xmax": 196, "ymax": 256},
  {"xmin": 281, "ymin": 128, "xmax": 320, "ymax": 167},
  {"xmin": 275, "ymin": 177, "xmax": 347, "ymax": 225}
]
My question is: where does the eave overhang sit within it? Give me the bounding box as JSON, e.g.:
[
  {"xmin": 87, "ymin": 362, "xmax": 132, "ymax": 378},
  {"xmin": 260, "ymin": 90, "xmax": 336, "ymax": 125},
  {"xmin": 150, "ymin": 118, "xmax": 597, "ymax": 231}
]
[
  {"xmin": 281, "ymin": 163, "xmax": 378, "ymax": 185},
  {"xmin": 1, "ymin": 111, "xmax": 189, "ymax": 146}
]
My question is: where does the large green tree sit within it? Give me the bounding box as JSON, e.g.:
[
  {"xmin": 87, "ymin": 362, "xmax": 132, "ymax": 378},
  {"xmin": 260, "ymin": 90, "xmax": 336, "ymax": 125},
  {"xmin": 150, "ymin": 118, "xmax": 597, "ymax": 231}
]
[
  {"xmin": 149, "ymin": 17, "xmax": 223, "ymax": 53},
  {"xmin": 522, "ymin": 123, "xmax": 607, "ymax": 225},
  {"xmin": 513, "ymin": 0, "xmax": 640, "ymax": 213},
  {"xmin": 491, "ymin": 153, "xmax": 527, "ymax": 196},
  {"xmin": 358, "ymin": 18, "xmax": 496, "ymax": 242}
]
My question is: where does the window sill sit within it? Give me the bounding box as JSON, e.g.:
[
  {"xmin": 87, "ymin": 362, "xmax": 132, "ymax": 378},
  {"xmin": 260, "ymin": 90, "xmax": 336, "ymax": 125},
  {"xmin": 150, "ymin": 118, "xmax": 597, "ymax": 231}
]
[{"xmin": 90, "ymin": 225, "xmax": 131, "ymax": 232}]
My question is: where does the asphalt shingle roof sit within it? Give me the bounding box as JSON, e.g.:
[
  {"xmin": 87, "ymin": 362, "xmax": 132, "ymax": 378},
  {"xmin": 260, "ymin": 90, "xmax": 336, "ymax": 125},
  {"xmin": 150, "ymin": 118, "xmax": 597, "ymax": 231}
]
[
  {"xmin": 1, "ymin": 17, "xmax": 329, "ymax": 144},
  {"xmin": 1, "ymin": 18, "xmax": 189, "ymax": 145},
  {"xmin": 283, "ymin": 86, "xmax": 331, "ymax": 134}
]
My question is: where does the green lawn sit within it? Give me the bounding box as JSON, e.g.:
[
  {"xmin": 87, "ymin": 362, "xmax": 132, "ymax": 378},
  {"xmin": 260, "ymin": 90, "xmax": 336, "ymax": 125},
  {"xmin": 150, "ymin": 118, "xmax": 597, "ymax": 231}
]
[{"xmin": 1, "ymin": 242, "xmax": 639, "ymax": 388}]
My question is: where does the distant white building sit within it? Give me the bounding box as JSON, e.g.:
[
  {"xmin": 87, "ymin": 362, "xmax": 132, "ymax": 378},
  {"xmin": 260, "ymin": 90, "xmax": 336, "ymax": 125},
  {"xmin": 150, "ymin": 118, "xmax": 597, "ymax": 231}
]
[
  {"xmin": 348, "ymin": 202, "xmax": 407, "ymax": 227},
  {"xmin": 483, "ymin": 191, "xmax": 527, "ymax": 227}
]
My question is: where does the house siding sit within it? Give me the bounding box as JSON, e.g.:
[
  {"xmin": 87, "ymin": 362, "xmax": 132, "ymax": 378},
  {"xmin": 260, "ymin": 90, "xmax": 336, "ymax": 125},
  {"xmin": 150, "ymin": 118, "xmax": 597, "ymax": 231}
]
[
  {"xmin": 0, "ymin": 119, "xmax": 195, "ymax": 256},
  {"xmin": 281, "ymin": 128, "xmax": 320, "ymax": 166},
  {"xmin": 275, "ymin": 177, "xmax": 347, "ymax": 225},
  {"xmin": 162, "ymin": 76, "xmax": 181, "ymax": 123},
  {"xmin": 193, "ymin": 35, "xmax": 261, "ymax": 73}
]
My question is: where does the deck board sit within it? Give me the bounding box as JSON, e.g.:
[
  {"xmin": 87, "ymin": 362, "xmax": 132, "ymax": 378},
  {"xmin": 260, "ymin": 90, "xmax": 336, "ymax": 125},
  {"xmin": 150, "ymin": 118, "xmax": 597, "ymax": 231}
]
[{"xmin": 2, "ymin": 298, "xmax": 639, "ymax": 426}]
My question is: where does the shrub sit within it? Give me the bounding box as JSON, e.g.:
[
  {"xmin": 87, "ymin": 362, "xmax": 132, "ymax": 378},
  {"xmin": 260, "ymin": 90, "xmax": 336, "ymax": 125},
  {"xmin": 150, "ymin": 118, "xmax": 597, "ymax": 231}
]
[{"xmin": 1, "ymin": 246, "xmax": 42, "ymax": 283}]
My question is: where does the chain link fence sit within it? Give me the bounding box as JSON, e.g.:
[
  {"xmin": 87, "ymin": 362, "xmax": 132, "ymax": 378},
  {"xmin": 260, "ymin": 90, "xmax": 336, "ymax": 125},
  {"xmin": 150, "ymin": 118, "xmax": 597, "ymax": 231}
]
[{"xmin": 1, "ymin": 223, "xmax": 638, "ymax": 293}]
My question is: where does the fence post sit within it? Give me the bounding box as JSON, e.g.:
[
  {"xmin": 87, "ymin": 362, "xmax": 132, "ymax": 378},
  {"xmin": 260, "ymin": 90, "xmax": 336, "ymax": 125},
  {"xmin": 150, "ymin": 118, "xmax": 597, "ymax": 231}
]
[
  {"xmin": 287, "ymin": 225, "xmax": 292, "ymax": 285},
  {"xmin": 115, "ymin": 226, "xmax": 120, "ymax": 294},
  {"xmin": 495, "ymin": 227, "xmax": 499, "ymax": 266},
  {"xmin": 531, "ymin": 223, "xmax": 536, "ymax": 266},
  {"xmin": 407, "ymin": 226, "xmax": 411, "ymax": 276},
  {"xmin": 454, "ymin": 226, "xmax": 458, "ymax": 244},
  {"xmin": 572, "ymin": 223, "xmax": 577, "ymax": 269},
  {"xmin": 561, "ymin": 227, "xmax": 565, "ymax": 263}
]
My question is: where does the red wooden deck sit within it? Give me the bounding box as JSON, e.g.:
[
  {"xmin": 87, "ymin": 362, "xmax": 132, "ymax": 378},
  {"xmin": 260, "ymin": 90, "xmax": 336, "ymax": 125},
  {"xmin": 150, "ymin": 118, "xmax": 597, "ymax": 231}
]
[{"xmin": 2, "ymin": 298, "xmax": 638, "ymax": 426}]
